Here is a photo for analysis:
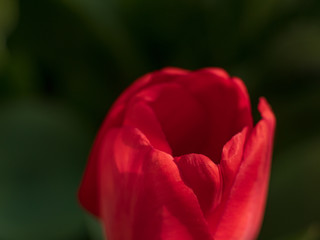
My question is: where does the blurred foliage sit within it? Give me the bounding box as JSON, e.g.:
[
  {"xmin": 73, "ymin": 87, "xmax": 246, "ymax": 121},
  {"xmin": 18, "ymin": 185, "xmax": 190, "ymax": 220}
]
[
  {"xmin": 0, "ymin": 101, "xmax": 92, "ymax": 239},
  {"xmin": 0, "ymin": 0, "xmax": 319, "ymax": 239}
]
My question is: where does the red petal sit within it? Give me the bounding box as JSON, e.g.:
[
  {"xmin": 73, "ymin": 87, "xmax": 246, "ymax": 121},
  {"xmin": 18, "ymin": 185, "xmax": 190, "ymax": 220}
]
[
  {"xmin": 174, "ymin": 154, "xmax": 221, "ymax": 215},
  {"xmin": 220, "ymin": 127, "xmax": 248, "ymax": 191},
  {"xmin": 206, "ymin": 127, "xmax": 248, "ymax": 233},
  {"xmin": 212, "ymin": 98, "xmax": 275, "ymax": 240},
  {"xmin": 106, "ymin": 67, "xmax": 188, "ymax": 129},
  {"xmin": 136, "ymin": 82, "xmax": 208, "ymax": 157},
  {"xmin": 176, "ymin": 68, "xmax": 253, "ymax": 162},
  {"xmin": 123, "ymin": 100, "xmax": 172, "ymax": 155},
  {"xmin": 98, "ymin": 127, "xmax": 213, "ymax": 240},
  {"xmin": 115, "ymin": 67, "xmax": 189, "ymax": 112},
  {"xmin": 232, "ymin": 77, "xmax": 253, "ymax": 130},
  {"xmin": 198, "ymin": 67, "xmax": 230, "ymax": 79}
]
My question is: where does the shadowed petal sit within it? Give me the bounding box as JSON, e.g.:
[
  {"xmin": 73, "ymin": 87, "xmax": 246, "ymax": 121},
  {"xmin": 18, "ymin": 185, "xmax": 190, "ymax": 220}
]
[
  {"xmin": 135, "ymin": 82, "xmax": 208, "ymax": 157},
  {"xmin": 97, "ymin": 127, "xmax": 213, "ymax": 240},
  {"xmin": 176, "ymin": 68, "xmax": 253, "ymax": 162}
]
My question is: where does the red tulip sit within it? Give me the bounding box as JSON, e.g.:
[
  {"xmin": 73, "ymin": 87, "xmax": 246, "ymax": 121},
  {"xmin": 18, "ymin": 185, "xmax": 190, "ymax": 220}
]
[{"xmin": 78, "ymin": 68, "xmax": 276, "ymax": 240}]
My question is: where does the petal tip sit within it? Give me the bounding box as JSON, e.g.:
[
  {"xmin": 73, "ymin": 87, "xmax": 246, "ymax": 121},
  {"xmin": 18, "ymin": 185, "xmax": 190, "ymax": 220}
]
[
  {"xmin": 258, "ymin": 97, "xmax": 276, "ymax": 124},
  {"xmin": 159, "ymin": 67, "xmax": 189, "ymax": 75},
  {"xmin": 201, "ymin": 67, "xmax": 230, "ymax": 79}
]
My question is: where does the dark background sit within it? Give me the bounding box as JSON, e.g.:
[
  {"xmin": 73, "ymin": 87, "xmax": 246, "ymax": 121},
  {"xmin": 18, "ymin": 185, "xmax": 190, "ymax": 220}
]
[{"xmin": 0, "ymin": 0, "xmax": 320, "ymax": 239}]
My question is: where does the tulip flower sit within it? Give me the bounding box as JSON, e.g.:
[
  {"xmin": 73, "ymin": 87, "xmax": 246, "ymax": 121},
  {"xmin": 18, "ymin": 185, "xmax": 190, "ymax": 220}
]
[{"xmin": 79, "ymin": 68, "xmax": 276, "ymax": 240}]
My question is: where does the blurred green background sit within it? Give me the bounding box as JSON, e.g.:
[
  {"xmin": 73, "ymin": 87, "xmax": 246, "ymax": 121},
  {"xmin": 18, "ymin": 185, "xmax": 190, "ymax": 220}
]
[{"xmin": 0, "ymin": 0, "xmax": 319, "ymax": 239}]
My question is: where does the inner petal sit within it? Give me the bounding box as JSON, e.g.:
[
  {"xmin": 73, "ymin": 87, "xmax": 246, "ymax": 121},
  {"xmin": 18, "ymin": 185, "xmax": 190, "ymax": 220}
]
[
  {"xmin": 132, "ymin": 68, "xmax": 253, "ymax": 164},
  {"xmin": 176, "ymin": 69, "xmax": 253, "ymax": 162},
  {"xmin": 135, "ymin": 83, "xmax": 209, "ymax": 157},
  {"xmin": 174, "ymin": 153, "xmax": 221, "ymax": 215}
]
